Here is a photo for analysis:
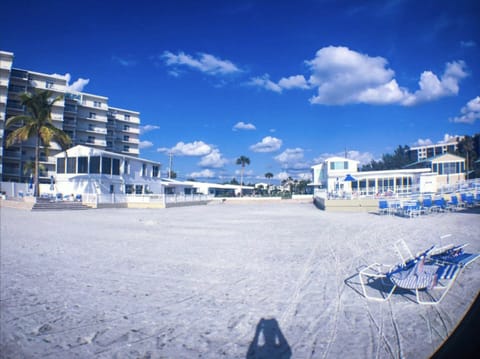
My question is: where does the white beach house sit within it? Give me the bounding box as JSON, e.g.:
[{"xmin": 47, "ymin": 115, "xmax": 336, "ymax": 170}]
[
  {"xmin": 52, "ymin": 145, "xmax": 162, "ymax": 197},
  {"xmin": 311, "ymin": 154, "xmax": 466, "ymax": 197}
]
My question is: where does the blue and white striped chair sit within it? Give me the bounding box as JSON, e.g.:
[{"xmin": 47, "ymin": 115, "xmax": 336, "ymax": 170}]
[{"xmin": 359, "ymin": 243, "xmax": 479, "ymax": 305}]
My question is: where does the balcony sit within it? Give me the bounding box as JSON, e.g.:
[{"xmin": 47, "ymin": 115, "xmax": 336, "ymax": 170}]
[
  {"xmin": 63, "ymin": 121, "xmax": 76, "ymax": 128},
  {"xmin": 77, "ymin": 126, "xmax": 107, "ymax": 135},
  {"xmin": 39, "ymin": 156, "xmax": 56, "ymax": 165},
  {"xmin": 118, "ymin": 126, "xmax": 140, "ymax": 134},
  {"xmin": 80, "ymin": 101, "xmax": 107, "ymax": 111},
  {"xmin": 10, "ymin": 69, "xmax": 28, "ymax": 80},
  {"xmin": 0, "ymin": 60, "xmax": 13, "ymax": 70},
  {"xmin": 120, "ymin": 117, "xmax": 140, "ymax": 124},
  {"xmin": 78, "ymin": 138, "xmax": 107, "ymax": 147},
  {"xmin": 77, "ymin": 114, "xmax": 108, "ymax": 123},
  {"xmin": 115, "ymin": 137, "xmax": 139, "ymax": 144},
  {"xmin": 0, "ymin": 79, "xmax": 10, "ymax": 87},
  {"xmin": 122, "ymin": 148, "xmax": 140, "ymax": 155},
  {"xmin": 3, "ymin": 149, "xmax": 22, "ymax": 159}
]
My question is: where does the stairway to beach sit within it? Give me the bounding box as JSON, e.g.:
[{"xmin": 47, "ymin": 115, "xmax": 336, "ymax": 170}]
[{"xmin": 32, "ymin": 198, "xmax": 91, "ymax": 211}]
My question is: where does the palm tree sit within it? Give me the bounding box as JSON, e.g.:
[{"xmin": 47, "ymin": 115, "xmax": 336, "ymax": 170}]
[
  {"xmin": 5, "ymin": 90, "xmax": 71, "ymax": 197},
  {"xmin": 265, "ymin": 172, "xmax": 274, "ymax": 195},
  {"xmin": 236, "ymin": 155, "xmax": 250, "ymax": 196}
]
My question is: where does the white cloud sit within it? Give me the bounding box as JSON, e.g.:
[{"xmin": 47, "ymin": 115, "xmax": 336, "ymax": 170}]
[
  {"xmin": 440, "ymin": 134, "xmax": 460, "ymax": 143},
  {"xmin": 275, "ymin": 148, "xmax": 305, "ymax": 163},
  {"xmin": 297, "ymin": 172, "xmax": 313, "ymax": 181},
  {"xmin": 235, "ymin": 169, "xmax": 254, "ymax": 177},
  {"xmin": 312, "ymin": 150, "xmax": 373, "ymax": 166},
  {"xmin": 450, "ymin": 96, "xmax": 480, "ymax": 124},
  {"xmin": 403, "ymin": 61, "xmax": 468, "ymax": 105},
  {"xmin": 276, "ymin": 171, "xmax": 290, "ymax": 181},
  {"xmin": 249, "ymin": 46, "xmax": 468, "ymax": 106},
  {"xmin": 162, "ymin": 51, "xmax": 241, "ymax": 75},
  {"xmin": 138, "ymin": 140, "xmax": 153, "ymax": 149},
  {"xmin": 248, "ymin": 74, "xmax": 309, "ymax": 93},
  {"xmin": 307, "ymin": 47, "xmax": 467, "ymax": 106},
  {"xmin": 62, "ymin": 72, "xmax": 90, "ymax": 92},
  {"xmin": 233, "ymin": 121, "xmax": 256, "ymax": 131},
  {"xmin": 188, "ymin": 169, "xmax": 216, "ymax": 178},
  {"xmin": 198, "ymin": 149, "xmax": 228, "ymax": 168},
  {"xmin": 461, "ymin": 40, "xmax": 476, "ymax": 48},
  {"xmin": 345, "ymin": 150, "xmax": 375, "ymax": 165},
  {"xmin": 414, "ymin": 138, "xmax": 433, "ymax": 146},
  {"xmin": 157, "ymin": 141, "xmax": 212, "ymax": 156},
  {"xmin": 140, "ymin": 125, "xmax": 160, "ymax": 134},
  {"xmin": 278, "ymin": 75, "xmax": 310, "ymax": 90},
  {"xmin": 250, "ymin": 136, "xmax": 282, "ymax": 153},
  {"xmin": 248, "ymin": 74, "xmax": 282, "ymax": 93},
  {"xmin": 112, "ymin": 55, "xmax": 137, "ymax": 67}
]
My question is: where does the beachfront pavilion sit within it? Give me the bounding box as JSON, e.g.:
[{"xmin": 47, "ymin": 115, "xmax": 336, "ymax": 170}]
[
  {"xmin": 52, "ymin": 145, "xmax": 163, "ymax": 196},
  {"xmin": 310, "ymin": 156, "xmax": 456, "ymax": 197},
  {"xmin": 404, "ymin": 153, "xmax": 466, "ymax": 187}
]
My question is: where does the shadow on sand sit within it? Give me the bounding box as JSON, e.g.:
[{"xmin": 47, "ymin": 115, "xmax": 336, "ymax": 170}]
[{"xmin": 246, "ymin": 318, "xmax": 291, "ymax": 359}]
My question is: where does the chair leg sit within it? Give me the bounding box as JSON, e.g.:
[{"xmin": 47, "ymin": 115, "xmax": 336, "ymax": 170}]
[{"xmin": 359, "ymin": 264, "xmax": 396, "ymax": 302}]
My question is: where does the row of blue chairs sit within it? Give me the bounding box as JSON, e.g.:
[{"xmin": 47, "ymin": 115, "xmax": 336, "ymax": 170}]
[{"xmin": 379, "ymin": 193, "xmax": 479, "ymax": 218}]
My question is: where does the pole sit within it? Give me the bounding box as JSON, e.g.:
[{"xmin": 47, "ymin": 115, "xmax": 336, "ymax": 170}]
[{"xmin": 168, "ymin": 152, "xmax": 173, "ymax": 179}]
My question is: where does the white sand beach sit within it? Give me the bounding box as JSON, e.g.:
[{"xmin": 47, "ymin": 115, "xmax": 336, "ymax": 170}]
[{"xmin": 1, "ymin": 202, "xmax": 479, "ymax": 358}]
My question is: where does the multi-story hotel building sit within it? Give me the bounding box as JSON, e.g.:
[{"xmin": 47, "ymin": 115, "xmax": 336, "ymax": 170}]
[
  {"xmin": 0, "ymin": 50, "xmax": 140, "ymax": 184},
  {"xmin": 408, "ymin": 137, "xmax": 463, "ymax": 162}
]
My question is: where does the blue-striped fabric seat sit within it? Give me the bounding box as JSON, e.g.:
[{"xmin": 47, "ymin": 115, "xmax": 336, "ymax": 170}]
[
  {"xmin": 388, "ymin": 260, "xmax": 438, "ymax": 290},
  {"xmin": 436, "ymin": 263, "xmax": 460, "ymax": 280}
]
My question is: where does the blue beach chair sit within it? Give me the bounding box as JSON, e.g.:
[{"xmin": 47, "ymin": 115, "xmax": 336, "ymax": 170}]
[{"xmin": 359, "ymin": 242, "xmax": 479, "ymax": 305}]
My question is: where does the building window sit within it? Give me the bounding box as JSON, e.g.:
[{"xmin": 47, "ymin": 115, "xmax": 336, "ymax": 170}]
[
  {"xmin": 45, "ymin": 81, "xmax": 54, "ymax": 89},
  {"xmin": 135, "ymin": 185, "xmax": 143, "ymax": 194},
  {"xmin": 152, "ymin": 165, "xmax": 159, "ymax": 177},
  {"xmin": 123, "ymin": 135, "xmax": 129, "ymax": 142},
  {"xmin": 330, "ymin": 161, "xmax": 349, "ymax": 170},
  {"xmin": 142, "ymin": 163, "xmax": 147, "ymax": 176},
  {"xmin": 87, "ymin": 136, "xmax": 95, "ymax": 144},
  {"xmin": 123, "ymin": 145, "xmax": 130, "ymax": 152},
  {"xmin": 78, "ymin": 157, "xmax": 88, "ymax": 173},
  {"xmin": 57, "ymin": 158, "xmax": 66, "ymax": 173},
  {"xmin": 89, "ymin": 112, "xmax": 96, "ymax": 119},
  {"xmin": 125, "ymin": 184, "xmax": 134, "ymax": 194},
  {"xmin": 102, "ymin": 157, "xmax": 112, "ymax": 174},
  {"xmin": 94, "ymin": 101, "xmax": 101, "ymax": 108},
  {"xmin": 124, "ymin": 124, "xmax": 130, "ymax": 131},
  {"xmin": 124, "ymin": 160, "xmax": 129, "ymax": 174},
  {"xmin": 67, "ymin": 157, "xmax": 76, "ymax": 174},
  {"xmin": 112, "ymin": 159, "xmax": 120, "ymax": 175},
  {"xmin": 89, "ymin": 156, "xmax": 100, "ymax": 174},
  {"xmin": 124, "ymin": 114, "xmax": 130, "ymax": 121}
]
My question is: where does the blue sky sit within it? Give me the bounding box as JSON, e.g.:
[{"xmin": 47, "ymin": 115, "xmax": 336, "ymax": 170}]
[{"xmin": 2, "ymin": 0, "xmax": 480, "ymax": 183}]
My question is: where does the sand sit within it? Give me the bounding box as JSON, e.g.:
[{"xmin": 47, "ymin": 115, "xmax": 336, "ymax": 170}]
[{"xmin": 1, "ymin": 202, "xmax": 479, "ymax": 358}]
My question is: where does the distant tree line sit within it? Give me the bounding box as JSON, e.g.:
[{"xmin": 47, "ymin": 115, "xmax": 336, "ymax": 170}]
[{"xmin": 360, "ymin": 133, "xmax": 480, "ymax": 178}]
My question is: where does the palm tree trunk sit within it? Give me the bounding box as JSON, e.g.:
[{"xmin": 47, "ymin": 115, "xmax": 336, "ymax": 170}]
[
  {"xmin": 240, "ymin": 165, "xmax": 244, "ymax": 197},
  {"xmin": 34, "ymin": 133, "xmax": 40, "ymax": 197}
]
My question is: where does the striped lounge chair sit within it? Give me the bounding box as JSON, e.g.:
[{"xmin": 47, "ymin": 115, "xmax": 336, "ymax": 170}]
[{"xmin": 359, "ymin": 244, "xmax": 479, "ymax": 305}]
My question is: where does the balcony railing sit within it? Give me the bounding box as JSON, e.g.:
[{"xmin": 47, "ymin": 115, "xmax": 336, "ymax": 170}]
[
  {"xmin": 77, "ymin": 114, "xmax": 108, "ymax": 122},
  {"xmin": 78, "ymin": 139, "xmax": 107, "ymax": 147},
  {"xmin": 3, "ymin": 150, "xmax": 22, "ymax": 159},
  {"xmin": 77, "ymin": 126, "xmax": 107, "ymax": 134}
]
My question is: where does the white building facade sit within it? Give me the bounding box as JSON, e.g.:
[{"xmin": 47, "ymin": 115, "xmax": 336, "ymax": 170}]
[
  {"xmin": 0, "ymin": 50, "xmax": 141, "ymax": 184},
  {"xmin": 53, "ymin": 145, "xmax": 162, "ymax": 197},
  {"xmin": 0, "ymin": 51, "xmax": 14, "ymax": 177},
  {"xmin": 408, "ymin": 137, "xmax": 463, "ymax": 161},
  {"xmin": 311, "ymin": 154, "xmax": 466, "ymax": 197}
]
